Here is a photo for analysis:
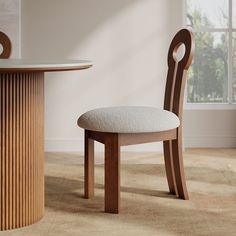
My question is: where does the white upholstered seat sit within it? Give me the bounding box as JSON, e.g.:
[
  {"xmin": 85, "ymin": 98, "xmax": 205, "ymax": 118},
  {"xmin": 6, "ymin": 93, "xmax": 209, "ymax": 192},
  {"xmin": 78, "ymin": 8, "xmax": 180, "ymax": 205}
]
[{"xmin": 78, "ymin": 106, "xmax": 180, "ymax": 133}]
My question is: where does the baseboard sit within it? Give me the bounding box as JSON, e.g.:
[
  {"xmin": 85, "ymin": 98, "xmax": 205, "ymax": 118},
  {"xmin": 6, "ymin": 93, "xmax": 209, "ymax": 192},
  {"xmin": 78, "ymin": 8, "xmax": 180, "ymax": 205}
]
[
  {"xmin": 45, "ymin": 138, "xmax": 163, "ymax": 152},
  {"xmin": 45, "ymin": 135, "xmax": 236, "ymax": 152},
  {"xmin": 45, "ymin": 139, "xmax": 84, "ymax": 152},
  {"xmin": 184, "ymin": 135, "xmax": 236, "ymax": 148}
]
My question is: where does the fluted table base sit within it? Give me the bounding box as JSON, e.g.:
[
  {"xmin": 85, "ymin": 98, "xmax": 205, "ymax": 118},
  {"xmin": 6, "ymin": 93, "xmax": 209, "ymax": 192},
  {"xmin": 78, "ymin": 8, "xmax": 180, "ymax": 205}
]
[{"xmin": 0, "ymin": 72, "xmax": 44, "ymax": 230}]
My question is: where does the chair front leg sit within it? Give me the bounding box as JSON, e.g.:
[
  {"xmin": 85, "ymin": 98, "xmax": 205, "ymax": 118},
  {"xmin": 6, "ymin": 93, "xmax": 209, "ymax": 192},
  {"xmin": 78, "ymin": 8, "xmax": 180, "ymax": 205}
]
[
  {"xmin": 172, "ymin": 128, "xmax": 189, "ymax": 200},
  {"xmin": 105, "ymin": 133, "xmax": 120, "ymax": 213},
  {"xmin": 163, "ymin": 140, "xmax": 178, "ymax": 195},
  {"xmin": 85, "ymin": 130, "xmax": 95, "ymax": 199}
]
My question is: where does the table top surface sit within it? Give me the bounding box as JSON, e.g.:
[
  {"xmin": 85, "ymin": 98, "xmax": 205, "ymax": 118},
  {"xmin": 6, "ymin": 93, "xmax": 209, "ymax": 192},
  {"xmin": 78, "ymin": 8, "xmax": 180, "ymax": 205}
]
[{"xmin": 0, "ymin": 59, "xmax": 93, "ymax": 72}]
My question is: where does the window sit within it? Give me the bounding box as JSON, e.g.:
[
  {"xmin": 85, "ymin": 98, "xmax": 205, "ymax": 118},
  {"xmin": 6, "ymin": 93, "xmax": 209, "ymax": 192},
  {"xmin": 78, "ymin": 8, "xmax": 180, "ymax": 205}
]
[{"xmin": 185, "ymin": 0, "xmax": 236, "ymax": 106}]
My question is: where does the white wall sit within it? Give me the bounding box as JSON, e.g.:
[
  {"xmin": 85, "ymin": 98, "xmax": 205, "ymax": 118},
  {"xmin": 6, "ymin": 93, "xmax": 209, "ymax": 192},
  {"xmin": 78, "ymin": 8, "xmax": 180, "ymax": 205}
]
[
  {"xmin": 184, "ymin": 110, "xmax": 236, "ymax": 148},
  {"xmin": 0, "ymin": 0, "xmax": 21, "ymax": 58},
  {"xmin": 21, "ymin": 0, "xmax": 236, "ymax": 152},
  {"xmin": 22, "ymin": 0, "xmax": 179, "ymax": 152}
]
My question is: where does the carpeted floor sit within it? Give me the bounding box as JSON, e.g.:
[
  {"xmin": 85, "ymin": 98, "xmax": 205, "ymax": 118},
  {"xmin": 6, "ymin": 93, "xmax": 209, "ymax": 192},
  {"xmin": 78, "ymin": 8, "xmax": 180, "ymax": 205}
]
[{"xmin": 1, "ymin": 149, "xmax": 236, "ymax": 236}]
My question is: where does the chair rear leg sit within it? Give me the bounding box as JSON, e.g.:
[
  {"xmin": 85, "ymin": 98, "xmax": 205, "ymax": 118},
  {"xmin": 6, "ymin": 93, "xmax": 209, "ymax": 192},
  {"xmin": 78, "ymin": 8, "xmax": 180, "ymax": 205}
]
[
  {"xmin": 84, "ymin": 130, "xmax": 95, "ymax": 199},
  {"xmin": 163, "ymin": 140, "xmax": 178, "ymax": 195},
  {"xmin": 172, "ymin": 129, "xmax": 189, "ymax": 200},
  {"xmin": 105, "ymin": 134, "xmax": 120, "ymax": 213}
]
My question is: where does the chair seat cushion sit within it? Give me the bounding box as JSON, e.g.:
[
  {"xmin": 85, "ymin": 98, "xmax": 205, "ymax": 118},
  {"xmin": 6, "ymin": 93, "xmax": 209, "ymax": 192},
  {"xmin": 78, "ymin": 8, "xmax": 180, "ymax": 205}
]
[{"xmin": 78, "ymin": 106, "xmax": 180, "ymax": 133}]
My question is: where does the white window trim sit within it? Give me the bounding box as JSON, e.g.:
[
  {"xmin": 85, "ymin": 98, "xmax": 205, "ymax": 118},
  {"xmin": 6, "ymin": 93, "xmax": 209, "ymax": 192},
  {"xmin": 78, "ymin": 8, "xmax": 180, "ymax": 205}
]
[{"xmin": 183, "ymin": 0, "xmax": 236, "ymax": 110}]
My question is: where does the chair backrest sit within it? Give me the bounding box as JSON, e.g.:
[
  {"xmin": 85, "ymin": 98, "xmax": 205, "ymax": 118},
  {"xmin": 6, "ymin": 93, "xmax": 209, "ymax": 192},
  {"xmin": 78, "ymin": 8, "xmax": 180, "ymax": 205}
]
[
  {"xmin": 0, "ymin": 31, "xmax": 12, "ymax": 59},
  {"xmin": 164, "ymin": 29, "xmax": 194, "ymax": 123}
]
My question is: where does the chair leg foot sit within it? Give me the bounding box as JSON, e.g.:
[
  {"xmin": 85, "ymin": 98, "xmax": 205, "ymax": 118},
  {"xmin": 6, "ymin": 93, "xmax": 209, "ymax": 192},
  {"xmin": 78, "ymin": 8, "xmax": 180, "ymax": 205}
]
[
  {"xmin": 105, "ymin": 134, "xmax": 120, "ymax": 213},
  {"xmin": 84, "ymin": 130, "xmax": 95, "ymax": 199},
  {"xmin": 172, "ymin": 130, "xmax": 189, "ymax": 200},
  {"xmin": 163, "ymin": 141, "xmax": 178, "ymax": 195}
]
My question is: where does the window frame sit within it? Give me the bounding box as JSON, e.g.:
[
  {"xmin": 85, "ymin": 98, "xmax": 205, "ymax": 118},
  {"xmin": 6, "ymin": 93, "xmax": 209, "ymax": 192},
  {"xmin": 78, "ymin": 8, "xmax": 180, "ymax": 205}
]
[{"xmin": 184, "ymin": 0, "xmax": 236, "ymax": 110}]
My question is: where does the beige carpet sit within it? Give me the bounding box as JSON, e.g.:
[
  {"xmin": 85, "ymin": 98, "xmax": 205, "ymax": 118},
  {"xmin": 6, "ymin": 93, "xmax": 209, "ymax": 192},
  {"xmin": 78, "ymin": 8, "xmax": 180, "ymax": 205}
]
[{"xmin": 1, "ymin": 149, "xmax": 236, "ymax": 236}]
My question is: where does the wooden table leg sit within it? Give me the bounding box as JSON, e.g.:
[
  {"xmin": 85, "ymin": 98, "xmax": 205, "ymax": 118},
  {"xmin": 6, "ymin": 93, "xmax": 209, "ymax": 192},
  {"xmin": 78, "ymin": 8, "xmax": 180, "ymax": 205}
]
[{"xmin": 0, "ymin": 72, "xmax": 44, "ymax": 230}]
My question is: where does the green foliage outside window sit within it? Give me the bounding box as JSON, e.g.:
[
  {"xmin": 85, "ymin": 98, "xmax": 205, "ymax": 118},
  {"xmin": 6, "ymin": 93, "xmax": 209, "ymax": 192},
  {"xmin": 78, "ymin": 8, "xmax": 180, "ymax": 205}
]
[{"xmin": 186, "ymin": 0, "xmax": 236, "ymax": 103}]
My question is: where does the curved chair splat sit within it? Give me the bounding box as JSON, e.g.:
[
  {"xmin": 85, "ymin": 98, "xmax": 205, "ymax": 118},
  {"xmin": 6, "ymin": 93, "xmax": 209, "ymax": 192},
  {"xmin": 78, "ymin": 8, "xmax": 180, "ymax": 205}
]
[{"xmin": 163, "ymin": 29, "xmax": 194, "ymax": 198}]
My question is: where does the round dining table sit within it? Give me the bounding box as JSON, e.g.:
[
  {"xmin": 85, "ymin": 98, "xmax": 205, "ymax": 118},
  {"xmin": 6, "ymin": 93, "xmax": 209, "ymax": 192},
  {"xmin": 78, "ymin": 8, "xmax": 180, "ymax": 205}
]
[{"xmin": 0, "ymin": 59, "xmax": 92, "ymax": 230}]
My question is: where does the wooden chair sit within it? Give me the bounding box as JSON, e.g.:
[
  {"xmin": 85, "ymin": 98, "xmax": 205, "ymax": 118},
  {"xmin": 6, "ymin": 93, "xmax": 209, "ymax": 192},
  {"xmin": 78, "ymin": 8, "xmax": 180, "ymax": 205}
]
[
  {"xmin": 0, "ymin": 31, "xmax": 12, "ymax": 59},
  {"xmin": 78, "ymin": 29, "xmax": 194, "ymax": 213}
]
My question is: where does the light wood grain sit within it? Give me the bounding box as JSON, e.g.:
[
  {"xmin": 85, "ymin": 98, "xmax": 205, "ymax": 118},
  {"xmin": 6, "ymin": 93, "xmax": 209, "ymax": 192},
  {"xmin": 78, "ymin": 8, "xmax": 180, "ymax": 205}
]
[{"xmin": 0, "ymin": 72, "xmax": 44, "ymax": 230}]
